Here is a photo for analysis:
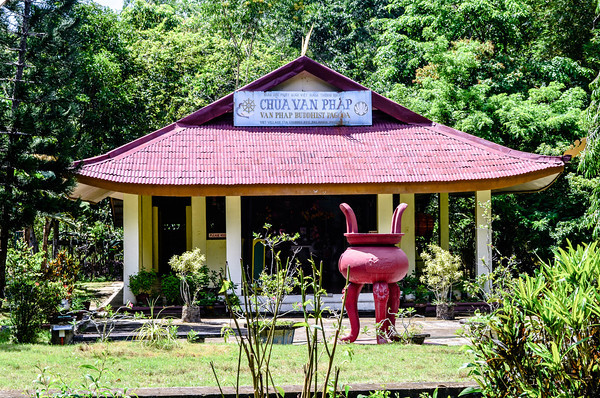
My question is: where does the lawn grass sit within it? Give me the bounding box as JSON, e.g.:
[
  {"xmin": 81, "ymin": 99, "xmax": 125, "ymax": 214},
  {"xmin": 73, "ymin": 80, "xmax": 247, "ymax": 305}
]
[{"xmin": 0, "ymin": 341, "xmax": 472, "ymax": 390}]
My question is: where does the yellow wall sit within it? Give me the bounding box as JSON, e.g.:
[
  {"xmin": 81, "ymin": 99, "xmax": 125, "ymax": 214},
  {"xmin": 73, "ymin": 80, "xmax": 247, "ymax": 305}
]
[{"xmin": 206, "ymin": 240, "xmax": 227, "ymax": 274}]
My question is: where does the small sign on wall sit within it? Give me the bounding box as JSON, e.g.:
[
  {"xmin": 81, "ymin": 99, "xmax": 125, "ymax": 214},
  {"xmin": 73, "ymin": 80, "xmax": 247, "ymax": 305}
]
[{"xmin": 234, "ymin": 91, "xmax": 372, "ymax": 127}]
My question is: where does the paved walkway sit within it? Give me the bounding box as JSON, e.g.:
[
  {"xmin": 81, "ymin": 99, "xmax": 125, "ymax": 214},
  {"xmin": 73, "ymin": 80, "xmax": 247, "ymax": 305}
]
[
  {"xmin": 90, "ymin": 281, "xmax": 124, "ymax": 310},
  {"xmin": 75, "ymin": 314, "xmax": 469, "ymax": 346},
  {"xmin": 80, "ymin": 283, "xmax": 470, "ymax": 346},
  {"xmin": 213, "ymin": 316, "xmax": 469, "ymax": 346}
]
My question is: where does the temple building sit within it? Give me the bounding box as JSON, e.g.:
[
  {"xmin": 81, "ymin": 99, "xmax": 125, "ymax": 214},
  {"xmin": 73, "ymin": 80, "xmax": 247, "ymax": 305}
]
[{"xmin": 71, "ymin": 57, "xmax": 568, "ymax": 304}]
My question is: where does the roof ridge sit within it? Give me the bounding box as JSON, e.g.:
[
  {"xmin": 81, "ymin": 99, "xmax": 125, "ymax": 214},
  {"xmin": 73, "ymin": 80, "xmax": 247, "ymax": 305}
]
[
  {"xmin": 75, "ymin": 57, "xmax": 433, "ymax": 169},
  {"xmin": 176, "ymin": 56, "xmax": 432, "ymax": 126}
]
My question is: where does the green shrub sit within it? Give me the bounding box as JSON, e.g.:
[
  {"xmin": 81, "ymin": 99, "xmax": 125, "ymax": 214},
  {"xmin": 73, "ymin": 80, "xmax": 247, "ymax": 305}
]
[
  {"xmin": 5, "ymin": 245, "xmax": 67, "ymax": 343},
  {"xmin": 160, "ymin": 274, "xmax": 182, "ymax": 305},
  {"xmin": 43, "ymin": 251, "xmax": 79, "ymax": 296},
  {"xmin": 0, "ymin": 326, "xmax": 10, "ymax": 344},
  {"xmin": 398, "ymin": 273, "xmax": 434, "ymax": 303},
  {"xmin": 128, "ymin": 270, "xmax": 158, "ymax": 297},
  {"xmin": 464, "ymin": 242, "xmax": 600, "ymax": 397},
  {"xmin": 196, "ymin": 291, "xmax": 218, "ymax": 306}
]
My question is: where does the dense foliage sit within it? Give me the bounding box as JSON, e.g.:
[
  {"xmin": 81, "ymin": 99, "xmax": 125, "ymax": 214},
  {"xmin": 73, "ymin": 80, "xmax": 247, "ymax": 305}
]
[
  {"xmin": 5, "ymin": 244, "xmax": 67, "ymax": 343},
  {"xmin": 0, "ymin": 0, "xmax": 598, "ymax": 279},
  {"xmin": 465, "ymin": 242, "xmax": 600, "ymax": 397}
]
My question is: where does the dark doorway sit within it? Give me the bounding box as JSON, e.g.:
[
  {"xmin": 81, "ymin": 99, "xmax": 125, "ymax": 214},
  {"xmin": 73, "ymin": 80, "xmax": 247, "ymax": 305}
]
[
  {"xmin": 153, "ymin": 196, "xmax": 190, "ymax": 274},
  {"xmin": 242, "ymin": 195, "xmax": 377, "ymax": 293}
]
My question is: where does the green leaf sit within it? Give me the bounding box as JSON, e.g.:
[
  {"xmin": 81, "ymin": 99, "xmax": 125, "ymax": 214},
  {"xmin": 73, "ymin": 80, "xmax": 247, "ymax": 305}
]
[
  {"xmin": 219, "ymin": 280, "xmax": 232, "ymax": 294},
  {"xmin": 275, "ymin": 385, "xmax": 285, "ymax": 397},
  {"xmin": 551, "ymin": 341, "xmax": 560, "ymax": 364},
  {"xmin": 458, "ymin": 386, "xmax": 482, "ymax": 396}
]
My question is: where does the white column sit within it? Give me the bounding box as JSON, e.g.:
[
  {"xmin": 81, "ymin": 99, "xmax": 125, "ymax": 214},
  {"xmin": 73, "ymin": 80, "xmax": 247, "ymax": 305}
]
[
  {"xmin": 475, "ymin": 190, "xmax": 493, "ymax": 281},
  {"xmin": 377, "ymin": 194, "xmax": 393, "ymax": 233},
  {"xmin": 191, "ymin": 197, "xmax": 207, "ymax": 253},
  {"xmin": 123, "ymin": 194, "xmax": 141, "ymax": 304},
  {"xmin": 140, "ymin": 195, "xmax": 153, "ymax": 271},
  {"xmin": 399, "ymin": 193, "xmax": 416, "ymax": 275},
  {"xmin": 226, "ymin": 196, "xmax": 242, "ymax": 292},
  {"xmin": 439, "ymin": 193, "xmax": 449, "ymax": 251}
]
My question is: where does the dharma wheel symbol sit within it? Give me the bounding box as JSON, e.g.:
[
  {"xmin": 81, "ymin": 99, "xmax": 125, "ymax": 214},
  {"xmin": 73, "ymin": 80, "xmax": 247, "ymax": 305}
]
[
  {"xmin": 240, "ymin": 98, "xmax": 256, "ymax": 113},
  {"xmin": 236, "ymin": 98, "xmax": 256, "ymax": 119},
  {"xmin": 354, "ymin": 101, "xmax": 369, "ymax": 116}
]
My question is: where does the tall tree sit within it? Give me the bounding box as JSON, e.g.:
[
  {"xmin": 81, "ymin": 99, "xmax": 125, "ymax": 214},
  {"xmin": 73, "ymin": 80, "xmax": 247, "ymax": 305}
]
[
  {"xmin": 581, "ymin": 72, "xmax": 600, "ymax": 237},
  {"xmin": 0, "ymin": 0, "xmax": 77, "ymax": 297},
  {"xmin": 579, "ymin": 1, "xmax": 600, "ymax": 237}
]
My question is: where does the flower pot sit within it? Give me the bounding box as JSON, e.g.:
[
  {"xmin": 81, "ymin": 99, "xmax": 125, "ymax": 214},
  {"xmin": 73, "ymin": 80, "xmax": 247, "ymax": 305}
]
[
  {"xmin": 135, "ymin": 293, "xmax": 150, "ymax": 306},
  {"xmin": 404, "ymin": 293, "xmax": 416, "ymax": 302},
  {"xmin": 409, "ymin": 333, "xmax": 430, "ymax": 345},
  {"xmin": 258, "ymin": 325, "xmax": 296, "ymax": 344},
  {"xmin": 435, "ymin": 302, "xmax": 455, "ymax": 320},
  {"xmin": 247, "ymin": 322, "xmax": 297, "ymax": 345},
  {"xmin": 182, "ymin": 305, "xmax": 202, "ymax": 323}
]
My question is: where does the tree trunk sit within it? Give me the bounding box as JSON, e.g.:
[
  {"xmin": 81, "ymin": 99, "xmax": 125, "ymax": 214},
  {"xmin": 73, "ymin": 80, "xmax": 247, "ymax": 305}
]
[
  {"xmin": 0, "ymin": 225, "xmax": 8, "ymax": 300},
  {"xmin": 24, "ymin": 226, "xmax": 38, "ymax": 253},
  {"xmin": 52, "ymin": 219, "xmax": 59, "ymax": 258},
  {"xmin": 42, "ymin": 217, "xmax": 52, "ymax": 262}
]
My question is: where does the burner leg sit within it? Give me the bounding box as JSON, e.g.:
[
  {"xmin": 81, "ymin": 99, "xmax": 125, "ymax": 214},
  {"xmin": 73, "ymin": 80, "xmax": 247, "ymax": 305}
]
[
  {"xmin": 340, "ymin": 282, "xmax": 364, "ymax": 343},
  {"xmin": 373, "ymin": 282, "xmax": 390, "ymax": 344}
]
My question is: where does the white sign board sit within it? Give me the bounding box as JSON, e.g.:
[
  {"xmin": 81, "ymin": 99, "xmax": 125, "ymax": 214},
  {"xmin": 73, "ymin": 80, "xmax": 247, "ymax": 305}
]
[
  {"xmin": 52, "ymin": 324, "xmax": 74, "ymax": 331},
  {"xmin": 233, "ymin": 91, "xmax": 372, "ymax": 127}
]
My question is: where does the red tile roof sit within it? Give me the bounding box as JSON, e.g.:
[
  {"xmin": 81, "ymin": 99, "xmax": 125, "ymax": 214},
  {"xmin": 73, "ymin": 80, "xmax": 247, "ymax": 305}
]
[{"xmin": 73, "ymin": 57, "xmax": 566, "ymax": 199}]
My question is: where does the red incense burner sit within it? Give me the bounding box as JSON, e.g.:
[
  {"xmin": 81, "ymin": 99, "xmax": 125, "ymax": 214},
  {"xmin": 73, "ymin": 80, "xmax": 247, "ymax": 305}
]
[{"xmin": 338, "ymin": 203, "xmax": 409, "ymax": 344}]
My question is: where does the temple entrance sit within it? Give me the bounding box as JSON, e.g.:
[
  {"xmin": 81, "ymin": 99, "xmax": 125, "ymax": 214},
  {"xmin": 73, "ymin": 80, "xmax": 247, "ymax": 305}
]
[{"xmin": 242, "ymin": 195, "xmax": 377, "ymax": 293}]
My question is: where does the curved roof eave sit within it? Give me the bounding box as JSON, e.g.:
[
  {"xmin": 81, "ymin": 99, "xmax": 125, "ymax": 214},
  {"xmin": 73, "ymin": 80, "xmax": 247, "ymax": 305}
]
[{"xmin": 71, "ymin": 165, "xmax": 564, "ymax": 202}]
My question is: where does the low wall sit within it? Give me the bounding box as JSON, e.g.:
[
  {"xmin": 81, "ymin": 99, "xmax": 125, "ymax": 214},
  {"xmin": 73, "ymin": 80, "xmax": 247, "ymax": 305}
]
[{"xmin": 0, "ymin": 382, "xmax": 480, "ymax": 398}]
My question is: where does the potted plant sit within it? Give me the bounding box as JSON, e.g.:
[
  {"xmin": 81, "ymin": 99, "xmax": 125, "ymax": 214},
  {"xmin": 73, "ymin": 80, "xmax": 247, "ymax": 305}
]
[
  {"xmin": 384, "ymin": 307, "xmax": 429, "ymax": 344},
  {"xmin": 128, "ymin": 270, "xmax": 159, "ymax": 305},
  {"xmin": 252, "ymin": 319, "xmax": 298, "ymax": 344},
  {"xmin": 389, "ymin": 307, "xmax": 430, "ymax": 344},
  {"xmin": 234, "ymin": 226, "xmax": 302, "ymax": 344},
  {"xmin": 168, "ymin": 248, "xmax": 209, "ymax": 323},
  {"xmin": 420, "ymin": 244, "xmax": 463, "ymax": 320},
  {"xmin": 244, "ymin": 269, "xmax": 300, "ymax": 344}
]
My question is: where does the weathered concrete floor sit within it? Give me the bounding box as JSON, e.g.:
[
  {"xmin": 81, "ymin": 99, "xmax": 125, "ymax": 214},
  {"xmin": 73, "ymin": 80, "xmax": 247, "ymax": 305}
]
[{"xmin": 74, "ymin": 315, "xmax": 469, "ymax": 346}]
